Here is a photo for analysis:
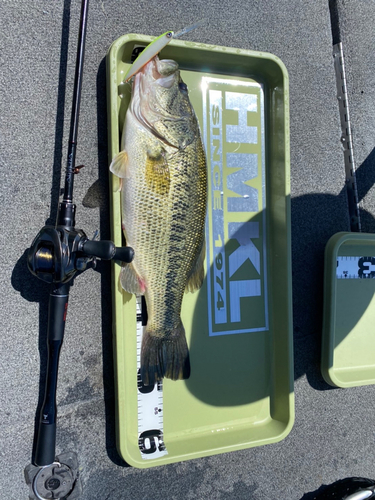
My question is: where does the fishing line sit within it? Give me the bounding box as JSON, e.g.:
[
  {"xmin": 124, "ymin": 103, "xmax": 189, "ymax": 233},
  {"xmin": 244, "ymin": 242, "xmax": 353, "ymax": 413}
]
[{"xmin": 173, "ymin": 19, "xmax": 207, "ymax": 39}]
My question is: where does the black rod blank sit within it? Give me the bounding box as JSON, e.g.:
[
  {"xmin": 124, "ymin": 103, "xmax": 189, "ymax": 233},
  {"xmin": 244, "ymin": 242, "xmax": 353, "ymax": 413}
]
[{"xmin": 63, "ymin": 0, "xmax": 89, "ymax": 204}]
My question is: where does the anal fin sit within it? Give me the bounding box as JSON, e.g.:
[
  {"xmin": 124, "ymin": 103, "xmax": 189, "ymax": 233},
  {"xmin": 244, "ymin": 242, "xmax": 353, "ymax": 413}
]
[{"xmin": 120, "ymin": 262, "xmax": 146, "ymax": 295}]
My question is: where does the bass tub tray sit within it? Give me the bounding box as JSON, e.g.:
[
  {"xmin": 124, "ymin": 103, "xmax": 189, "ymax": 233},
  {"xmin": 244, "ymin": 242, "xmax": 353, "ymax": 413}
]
[{"xmin": 107, "ymin": 34, "xmax": 294, "ymax": 468}]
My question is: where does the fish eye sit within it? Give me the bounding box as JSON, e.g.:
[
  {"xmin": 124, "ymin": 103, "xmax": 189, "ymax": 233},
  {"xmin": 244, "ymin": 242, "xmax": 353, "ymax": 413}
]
[
  {"xmin": 179, "ymin": 82, "xmax": 188, "ymax": 92},
  {"xmin": 166, "ymin": 31, "xmax": 173, "ymax": 38}
]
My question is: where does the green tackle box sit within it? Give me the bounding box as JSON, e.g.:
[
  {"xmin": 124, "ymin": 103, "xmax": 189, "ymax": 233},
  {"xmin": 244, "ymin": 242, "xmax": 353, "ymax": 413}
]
[{"xmin": 106, "ymin": 34, "xmax": 293, "ymax": 468}]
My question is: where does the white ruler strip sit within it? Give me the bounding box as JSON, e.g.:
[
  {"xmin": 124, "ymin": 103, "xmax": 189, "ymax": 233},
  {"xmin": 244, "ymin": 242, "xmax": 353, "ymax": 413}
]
[
  {"xmin": 336, "ymin": 256, "xmax": 375, "ymax": 279},
  {"xmin": 136, "ymin": 296, "xmax": 168, "ymax": 459}
]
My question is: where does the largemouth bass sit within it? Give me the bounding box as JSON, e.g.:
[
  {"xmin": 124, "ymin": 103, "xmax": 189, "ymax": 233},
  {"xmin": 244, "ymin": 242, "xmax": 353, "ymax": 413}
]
[{"xmin": 110, "ymin": 56, "xmax": 207, "ymax": 386}]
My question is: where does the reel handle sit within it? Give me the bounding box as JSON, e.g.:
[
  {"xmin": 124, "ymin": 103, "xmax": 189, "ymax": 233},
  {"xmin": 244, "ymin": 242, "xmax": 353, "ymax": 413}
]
[
  {"xmin": 80, "ymin": 239, "xmax": 134, "ymax": 262},
  {"xmin": 28, "ymin": 227, "xmax": 135, "ymax": 284}
]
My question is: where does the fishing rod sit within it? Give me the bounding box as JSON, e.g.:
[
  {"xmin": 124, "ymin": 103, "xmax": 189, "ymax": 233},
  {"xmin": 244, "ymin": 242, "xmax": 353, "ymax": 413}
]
[{"xmin": 25, "ymin": 0, "xmax": 133, "ymax": 497}]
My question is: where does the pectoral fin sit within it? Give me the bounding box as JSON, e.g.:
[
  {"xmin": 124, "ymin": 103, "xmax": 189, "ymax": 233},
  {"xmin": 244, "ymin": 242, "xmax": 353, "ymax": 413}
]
[
  {"xmin": 185, "ymin": 239, "xmax": 206, "ymax": 293},
  {"xmin": 145, "ymin": 146, "xmax": 170, "ymax": 195},
  {"xmin": 109, "ymin": 151, "xmax": 129, "ymax": 178}
]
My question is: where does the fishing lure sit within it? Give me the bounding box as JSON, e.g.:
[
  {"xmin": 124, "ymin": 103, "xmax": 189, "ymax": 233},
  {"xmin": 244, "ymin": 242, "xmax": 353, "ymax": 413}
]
[{"xmin": 123, "ymin": 20, "xmax": 205, "ymax": 82}]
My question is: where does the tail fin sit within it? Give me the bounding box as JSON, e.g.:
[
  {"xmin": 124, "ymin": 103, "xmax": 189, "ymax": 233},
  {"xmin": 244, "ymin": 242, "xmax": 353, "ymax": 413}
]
[{"xmin": 141, "ymin": 322, "xmax": 190, "ymax": 386}]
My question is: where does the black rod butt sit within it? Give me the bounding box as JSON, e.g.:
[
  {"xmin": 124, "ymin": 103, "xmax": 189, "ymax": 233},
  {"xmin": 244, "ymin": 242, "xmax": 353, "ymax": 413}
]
[{"xmin": 34, "ymin": 423, "xmax": 57, "ymax": 466}]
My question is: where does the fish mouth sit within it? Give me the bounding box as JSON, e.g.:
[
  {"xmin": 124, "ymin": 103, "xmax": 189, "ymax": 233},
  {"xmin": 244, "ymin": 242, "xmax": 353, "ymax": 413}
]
[
  {"xmin": 132, "ymin": 56, "xmax": 179, "ymax": 103},
  {"xmin": 130, "ymin": 56, "xmax": 182, "ymax": 147},
  {"xmin": 153, "ymin": 58, "xmax": 179, "ymax": 87},
  {"xmin": 134, "ymin": 56, "xmax": 179, "ymax": 89}
]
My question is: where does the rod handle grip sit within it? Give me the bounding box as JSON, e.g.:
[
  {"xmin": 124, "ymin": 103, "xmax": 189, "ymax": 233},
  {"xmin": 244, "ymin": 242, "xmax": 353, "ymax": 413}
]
[{"xmin": 34, "ymin": 423, "xmax": 56, "ymax": 466}]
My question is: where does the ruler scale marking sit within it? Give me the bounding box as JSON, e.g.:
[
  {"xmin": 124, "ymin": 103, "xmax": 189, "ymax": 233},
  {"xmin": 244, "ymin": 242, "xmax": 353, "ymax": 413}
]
[
  {"xmin": 136, "ymin": 296, "xmax": 168, "ymax": 460},
  {"xmin": 336, "ymin": 256, "xmax": 375, "ymax": 279}
]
